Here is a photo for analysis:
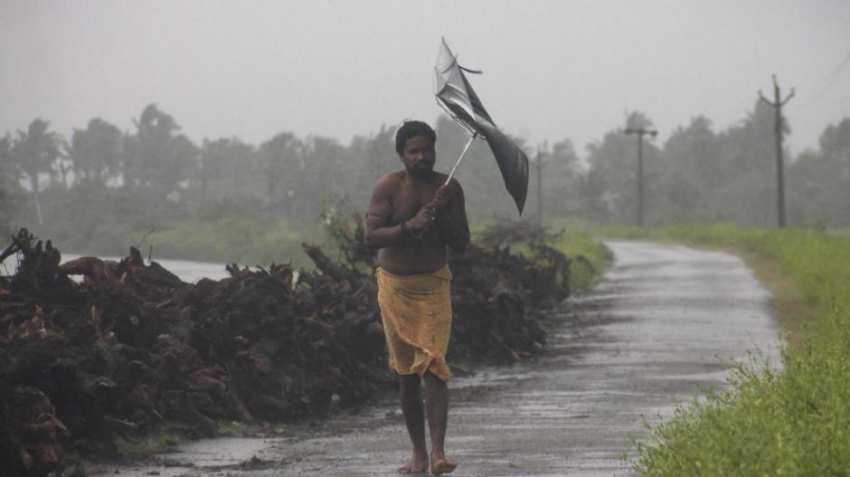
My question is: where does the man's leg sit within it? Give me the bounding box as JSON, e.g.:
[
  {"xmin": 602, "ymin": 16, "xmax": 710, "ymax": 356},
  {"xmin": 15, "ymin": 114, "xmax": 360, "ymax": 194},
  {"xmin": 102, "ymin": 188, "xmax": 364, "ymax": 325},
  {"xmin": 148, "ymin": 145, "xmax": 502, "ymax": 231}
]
[
  {"xmin": 399, "ymin": 374, "xmax": 428, "ymax": 473},
  {"xmin": 423, "ymin": 372, "xmax": 456, "ymax": 475}
]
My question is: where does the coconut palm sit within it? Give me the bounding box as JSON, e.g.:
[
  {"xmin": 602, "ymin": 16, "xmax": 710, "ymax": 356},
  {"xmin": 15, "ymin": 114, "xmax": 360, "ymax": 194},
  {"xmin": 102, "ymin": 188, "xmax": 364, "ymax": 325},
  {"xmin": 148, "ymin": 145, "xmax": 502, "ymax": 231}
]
[
  {"xmin": 12, "ymin": 119, "xmax": 64, "ymax": 225},
  {"xmin": 67, "ymin": 118, "xmax": 123, "ymax": 185}
]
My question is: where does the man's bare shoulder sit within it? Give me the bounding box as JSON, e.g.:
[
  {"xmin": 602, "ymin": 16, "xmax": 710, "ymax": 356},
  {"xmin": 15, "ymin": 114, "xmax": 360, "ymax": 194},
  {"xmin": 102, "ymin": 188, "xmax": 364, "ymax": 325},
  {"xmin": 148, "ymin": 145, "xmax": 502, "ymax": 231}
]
[{"xmin": 372, "ymin": 171, "xmax": 404, "ymax": 194}]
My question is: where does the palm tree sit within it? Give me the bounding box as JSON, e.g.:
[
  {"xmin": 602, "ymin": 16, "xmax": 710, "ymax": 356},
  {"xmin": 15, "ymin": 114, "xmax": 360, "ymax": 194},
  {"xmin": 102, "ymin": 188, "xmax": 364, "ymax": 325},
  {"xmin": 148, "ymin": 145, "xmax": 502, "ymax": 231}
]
[
  {"xmin": 67, "ymin": 118, "xmax": 123, "ymax": 185},
  {"xmin": 0, "ymin": 135, "xmax": 18, "ymax": 234},
  {"xmin": 12, "ymin": 119, "xmax": 64, "ymax": 225}
]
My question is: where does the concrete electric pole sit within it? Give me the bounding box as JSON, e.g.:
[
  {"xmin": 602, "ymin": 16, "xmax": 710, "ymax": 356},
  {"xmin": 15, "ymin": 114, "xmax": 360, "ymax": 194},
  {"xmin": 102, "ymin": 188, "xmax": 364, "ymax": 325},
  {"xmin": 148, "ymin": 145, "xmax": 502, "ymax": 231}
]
[
  {"xmin": 759, "ymin": 74, "xmax": 795, "ymax": 229},
  {"xmin": 624, "ymin": 127, "xmax": 657, "ymax": 227}
]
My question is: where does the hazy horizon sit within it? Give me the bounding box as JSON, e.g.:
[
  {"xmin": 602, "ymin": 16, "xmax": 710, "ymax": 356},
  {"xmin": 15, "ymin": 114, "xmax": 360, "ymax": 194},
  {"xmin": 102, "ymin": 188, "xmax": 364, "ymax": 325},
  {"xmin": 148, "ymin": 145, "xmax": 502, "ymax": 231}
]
[{"xmin": 2, "ymin": 0, "xmax": 849, "ymax": 157}]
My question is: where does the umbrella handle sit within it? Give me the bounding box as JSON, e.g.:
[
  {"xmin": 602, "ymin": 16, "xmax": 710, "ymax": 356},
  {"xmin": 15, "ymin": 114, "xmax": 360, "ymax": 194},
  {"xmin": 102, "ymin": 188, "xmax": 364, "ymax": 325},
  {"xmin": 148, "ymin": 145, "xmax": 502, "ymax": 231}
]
[{"xmin": 444, "ymin": 133, "xmax": 478, "ymax": 185}]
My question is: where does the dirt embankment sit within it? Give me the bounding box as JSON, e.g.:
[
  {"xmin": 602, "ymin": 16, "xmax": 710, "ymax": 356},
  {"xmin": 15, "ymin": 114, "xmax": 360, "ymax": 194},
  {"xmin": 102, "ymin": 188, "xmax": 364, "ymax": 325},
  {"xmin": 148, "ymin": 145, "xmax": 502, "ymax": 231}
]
[{"xmin": 0, "ymin": 221, "xmax": 575, "ymax": 477}]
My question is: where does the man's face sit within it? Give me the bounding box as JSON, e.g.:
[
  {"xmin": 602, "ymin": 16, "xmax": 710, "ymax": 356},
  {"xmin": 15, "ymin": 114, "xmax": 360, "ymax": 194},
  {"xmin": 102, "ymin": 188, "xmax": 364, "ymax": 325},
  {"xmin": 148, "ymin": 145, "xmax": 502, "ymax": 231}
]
[{"xmin": 400, "ymin": 135, "xmax": 436, "ymax": 177}]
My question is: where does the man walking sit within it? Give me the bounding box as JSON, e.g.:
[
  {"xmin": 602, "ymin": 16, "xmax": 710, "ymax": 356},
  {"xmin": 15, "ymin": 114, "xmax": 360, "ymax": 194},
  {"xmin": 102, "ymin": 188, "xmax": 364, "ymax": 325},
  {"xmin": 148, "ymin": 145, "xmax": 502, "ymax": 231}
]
[{"xmin": 365, "ymin": 120, "xmax": 470, "ymax": 475}]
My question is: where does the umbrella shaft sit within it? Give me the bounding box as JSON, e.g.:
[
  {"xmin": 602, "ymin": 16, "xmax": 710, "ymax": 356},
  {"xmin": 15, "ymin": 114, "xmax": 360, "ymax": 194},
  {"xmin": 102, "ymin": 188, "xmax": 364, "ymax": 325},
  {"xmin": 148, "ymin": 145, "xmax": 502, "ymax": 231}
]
[{"xmin": 445, "ymin": 133, "xmax": 477, "ymax": 185}]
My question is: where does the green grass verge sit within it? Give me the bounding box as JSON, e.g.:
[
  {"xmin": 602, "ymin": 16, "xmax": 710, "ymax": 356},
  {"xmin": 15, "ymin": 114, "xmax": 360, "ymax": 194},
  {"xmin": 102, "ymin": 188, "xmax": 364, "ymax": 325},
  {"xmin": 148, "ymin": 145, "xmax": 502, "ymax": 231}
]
[
  {"xmin": 599, "ymin": 224, "xmax": 850, "ymax": 476},
  {"xmin": 549, "ymin": 226, "xmax": 612, "ymax": 293},
  {"xmin": 113, "ymin": 425, "xmax": 184, "ymax": 458}
]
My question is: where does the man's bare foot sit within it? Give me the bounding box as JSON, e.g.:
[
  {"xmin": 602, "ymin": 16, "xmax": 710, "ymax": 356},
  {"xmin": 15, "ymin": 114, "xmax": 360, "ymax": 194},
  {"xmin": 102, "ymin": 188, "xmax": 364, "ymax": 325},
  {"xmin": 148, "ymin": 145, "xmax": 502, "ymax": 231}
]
[
  {"xmin": 398, "ymin": 456, "xmax": 429, "ymax": 474},
  {"xmin": 429, "ymin": 457, "xmax": 457, "ymax": 475}
]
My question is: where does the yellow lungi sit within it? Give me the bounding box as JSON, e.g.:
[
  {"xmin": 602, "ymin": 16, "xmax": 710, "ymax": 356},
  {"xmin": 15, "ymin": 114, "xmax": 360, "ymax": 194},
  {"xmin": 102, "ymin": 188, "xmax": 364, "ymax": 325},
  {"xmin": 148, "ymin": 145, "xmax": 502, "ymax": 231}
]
[{"xmin": 376, "ymin": 265, "xmax": 453, "ymax": 382}]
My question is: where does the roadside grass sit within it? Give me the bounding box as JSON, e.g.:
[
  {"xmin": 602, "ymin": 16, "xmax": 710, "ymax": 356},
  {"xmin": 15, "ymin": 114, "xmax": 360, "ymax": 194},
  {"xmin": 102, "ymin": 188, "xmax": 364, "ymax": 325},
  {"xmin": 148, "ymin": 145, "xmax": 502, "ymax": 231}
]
[
  {"xmin": 113, "ymin": 422, "xmax": 185, "ymax": 457},
  {"xmin": 600, "ymin": 224, "xmax": 850, "ymax": 476},
  {"xmin": 549, "ymin": 227, "xmax": 612, "ymax": 293}
]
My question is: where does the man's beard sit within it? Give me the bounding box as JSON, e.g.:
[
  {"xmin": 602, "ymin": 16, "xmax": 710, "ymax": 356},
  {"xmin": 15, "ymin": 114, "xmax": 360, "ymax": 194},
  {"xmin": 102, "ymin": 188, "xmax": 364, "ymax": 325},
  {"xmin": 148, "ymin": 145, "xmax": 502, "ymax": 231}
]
[{"xmin": 407, "ymin": 163, "xmax": 434, "ymax": 179}]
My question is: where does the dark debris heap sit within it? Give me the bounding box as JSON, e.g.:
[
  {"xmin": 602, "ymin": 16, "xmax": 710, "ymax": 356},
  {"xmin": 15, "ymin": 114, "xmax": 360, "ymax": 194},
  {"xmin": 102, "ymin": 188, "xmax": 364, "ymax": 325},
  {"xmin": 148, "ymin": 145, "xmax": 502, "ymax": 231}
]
[{"xmin": 0, "ymin": 222, "xmax": 572, "ymax": 476}]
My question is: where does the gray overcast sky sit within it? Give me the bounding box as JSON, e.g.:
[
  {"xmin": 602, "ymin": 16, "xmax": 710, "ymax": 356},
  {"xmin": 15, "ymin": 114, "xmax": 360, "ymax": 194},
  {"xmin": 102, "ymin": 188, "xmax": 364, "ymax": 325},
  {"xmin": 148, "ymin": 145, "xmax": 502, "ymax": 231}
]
[{"xmin": 2, "ymin": 0, "xmax": 849, "ymax": 157}]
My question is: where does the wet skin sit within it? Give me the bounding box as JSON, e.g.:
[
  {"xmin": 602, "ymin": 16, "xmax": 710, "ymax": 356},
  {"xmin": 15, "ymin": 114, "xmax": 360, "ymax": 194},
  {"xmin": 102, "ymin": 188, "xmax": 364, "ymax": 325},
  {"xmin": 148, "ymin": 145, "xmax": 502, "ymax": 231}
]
[
  {"xmin": 365, "ymin": 134, "xmax": 469, "ymax": 474},
  {"xmin": 365, "ymin": 135, "xmax": 470, "ymax": 275}
]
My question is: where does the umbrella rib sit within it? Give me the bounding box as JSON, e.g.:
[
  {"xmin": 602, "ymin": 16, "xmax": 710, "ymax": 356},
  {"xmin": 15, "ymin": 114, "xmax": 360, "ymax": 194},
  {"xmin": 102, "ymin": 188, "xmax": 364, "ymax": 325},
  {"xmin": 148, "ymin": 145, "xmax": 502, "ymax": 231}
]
[{"xmin": 444, "ymin": 132, "xmax": 478, "ymax": 185}]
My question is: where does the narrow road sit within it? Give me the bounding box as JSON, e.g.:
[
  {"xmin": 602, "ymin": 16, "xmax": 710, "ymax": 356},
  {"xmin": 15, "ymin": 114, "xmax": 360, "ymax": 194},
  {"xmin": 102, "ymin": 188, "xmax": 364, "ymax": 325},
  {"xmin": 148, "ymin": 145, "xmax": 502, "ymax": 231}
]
[{"xmin": 95, "ymin": 241, "xmax": 781, "ymax": 477}]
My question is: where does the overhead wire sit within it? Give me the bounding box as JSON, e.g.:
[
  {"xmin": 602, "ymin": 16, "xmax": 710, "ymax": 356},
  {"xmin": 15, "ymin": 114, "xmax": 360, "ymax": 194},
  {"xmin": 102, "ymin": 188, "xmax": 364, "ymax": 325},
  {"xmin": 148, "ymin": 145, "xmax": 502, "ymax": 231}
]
[{"xmin": 797, "ymin": 48, "xmax": 850, "ymax": 109}]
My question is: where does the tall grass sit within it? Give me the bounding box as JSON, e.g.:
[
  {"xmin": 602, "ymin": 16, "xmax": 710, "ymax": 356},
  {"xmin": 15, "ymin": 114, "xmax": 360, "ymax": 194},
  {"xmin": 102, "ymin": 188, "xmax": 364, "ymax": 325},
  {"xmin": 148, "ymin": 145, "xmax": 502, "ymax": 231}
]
[
  {"xmin": 549, "ymin": 227, "xmax": 612, "ymax": 293},
  {"xmin": 613, "ymin": 225, "xmax": 850, "ymax": 476}
]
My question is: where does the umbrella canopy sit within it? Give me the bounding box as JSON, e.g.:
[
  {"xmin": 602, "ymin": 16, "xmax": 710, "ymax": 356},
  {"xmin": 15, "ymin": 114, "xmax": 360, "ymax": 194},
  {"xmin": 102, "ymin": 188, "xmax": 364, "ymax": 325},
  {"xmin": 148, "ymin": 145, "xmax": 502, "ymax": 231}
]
[{"xmin": 434, "ymin": 38, "xmax": 529, "ymax": 215}]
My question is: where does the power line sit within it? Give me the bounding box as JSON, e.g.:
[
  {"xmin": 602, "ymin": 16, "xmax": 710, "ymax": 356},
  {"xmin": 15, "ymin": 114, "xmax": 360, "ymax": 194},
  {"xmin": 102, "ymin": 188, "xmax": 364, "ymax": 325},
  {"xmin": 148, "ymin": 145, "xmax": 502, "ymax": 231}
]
[{"xmin": 800, "ymin": 48, "xmax": 850, "ymax": 107}]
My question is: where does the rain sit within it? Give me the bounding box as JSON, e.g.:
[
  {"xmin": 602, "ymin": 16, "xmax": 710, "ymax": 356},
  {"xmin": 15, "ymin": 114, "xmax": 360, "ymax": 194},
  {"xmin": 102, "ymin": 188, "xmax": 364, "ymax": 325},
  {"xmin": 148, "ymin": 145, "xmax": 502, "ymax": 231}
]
[{"xmin": 1, "ymin": 1, "xmax": 849, "ymax": 476}]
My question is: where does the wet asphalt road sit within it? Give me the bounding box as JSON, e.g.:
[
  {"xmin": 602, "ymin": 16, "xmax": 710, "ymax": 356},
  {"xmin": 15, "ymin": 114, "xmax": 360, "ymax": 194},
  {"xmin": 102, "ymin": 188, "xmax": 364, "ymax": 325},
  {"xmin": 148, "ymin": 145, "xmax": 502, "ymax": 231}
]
[{"xmin": 95, "ymin": 240, "xmax": 781, "ymax": 477}]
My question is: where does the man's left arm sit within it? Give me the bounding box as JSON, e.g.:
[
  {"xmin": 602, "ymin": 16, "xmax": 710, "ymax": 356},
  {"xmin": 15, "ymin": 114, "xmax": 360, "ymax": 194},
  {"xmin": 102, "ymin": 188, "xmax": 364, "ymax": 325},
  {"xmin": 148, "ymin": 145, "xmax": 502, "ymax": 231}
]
[{"xmin": 435, "ymin": 180, "xmax": 470, "ymax": 253}]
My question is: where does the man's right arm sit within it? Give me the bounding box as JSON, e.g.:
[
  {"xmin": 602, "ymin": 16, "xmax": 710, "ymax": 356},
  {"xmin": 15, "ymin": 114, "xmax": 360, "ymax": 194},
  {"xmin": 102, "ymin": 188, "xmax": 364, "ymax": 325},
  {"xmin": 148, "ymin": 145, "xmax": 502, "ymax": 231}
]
[
  {"xmin": 364, "ymin": 176, "xmax": 405, "ymax": 249},
  {"xmin": 364, "ymin": 175, "xmax": 434, "ymax": 249}
]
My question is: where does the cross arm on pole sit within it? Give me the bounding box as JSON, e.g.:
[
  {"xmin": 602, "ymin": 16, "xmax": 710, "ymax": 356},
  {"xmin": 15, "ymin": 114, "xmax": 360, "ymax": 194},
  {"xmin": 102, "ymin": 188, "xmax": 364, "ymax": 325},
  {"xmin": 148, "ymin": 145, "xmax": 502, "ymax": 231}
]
[
  {"xmin": 624, "ymin": 128, "xmax": 658, "ymax": 137},
  {"xmin": 781, "ymin": 87, "xmax": 796, "ymax": 106},
  {"xmin": 759, "ymin": 90, "xmax": 776, "ymax": 107}
]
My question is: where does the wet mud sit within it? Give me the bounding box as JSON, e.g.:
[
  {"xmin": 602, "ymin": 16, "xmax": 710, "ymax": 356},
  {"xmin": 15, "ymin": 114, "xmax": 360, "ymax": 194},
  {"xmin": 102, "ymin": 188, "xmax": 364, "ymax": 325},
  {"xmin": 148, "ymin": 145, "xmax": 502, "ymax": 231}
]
[{"xmin": 93, "ymin": 240, "xmax": 781, "ymax": 476}]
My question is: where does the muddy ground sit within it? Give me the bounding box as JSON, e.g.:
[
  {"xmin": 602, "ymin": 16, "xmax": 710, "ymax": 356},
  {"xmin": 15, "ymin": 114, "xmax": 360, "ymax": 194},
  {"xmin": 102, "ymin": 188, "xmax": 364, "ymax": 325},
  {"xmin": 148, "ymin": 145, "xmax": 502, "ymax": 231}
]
[{"xmin": 92, "ymin": 240, "xmax": 781, "ymax": 476}]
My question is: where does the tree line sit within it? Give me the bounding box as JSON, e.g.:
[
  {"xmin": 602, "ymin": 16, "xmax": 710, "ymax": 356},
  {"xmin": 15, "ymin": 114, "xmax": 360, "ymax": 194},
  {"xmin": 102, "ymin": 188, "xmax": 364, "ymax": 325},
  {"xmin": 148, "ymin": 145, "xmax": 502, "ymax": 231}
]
[{"xmin": 1, "ymin": 100, "xmax": 849, "ymax": 244}]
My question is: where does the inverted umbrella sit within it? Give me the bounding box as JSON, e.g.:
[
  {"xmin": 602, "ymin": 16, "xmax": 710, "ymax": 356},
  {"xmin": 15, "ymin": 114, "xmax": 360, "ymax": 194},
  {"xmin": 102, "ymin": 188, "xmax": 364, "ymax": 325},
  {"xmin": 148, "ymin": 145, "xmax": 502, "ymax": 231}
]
[{"xmin": 434, "ymin": 38, "xmax": 529, "ymax": 215}]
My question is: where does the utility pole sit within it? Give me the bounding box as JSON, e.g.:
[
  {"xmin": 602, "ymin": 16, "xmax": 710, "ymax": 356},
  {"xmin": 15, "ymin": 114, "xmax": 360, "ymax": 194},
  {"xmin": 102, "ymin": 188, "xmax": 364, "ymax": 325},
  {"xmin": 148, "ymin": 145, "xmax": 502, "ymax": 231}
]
[
  {"xmin": 759, "ymin": 74, "xmax": 795, "ymax": 229},
  {"xmin": 535, "ymin": 144, "xmax": 546, "ymax": 226},
  {"xmin": 624, "ymin": 127, "xmax": 657, "ymax": 227}
]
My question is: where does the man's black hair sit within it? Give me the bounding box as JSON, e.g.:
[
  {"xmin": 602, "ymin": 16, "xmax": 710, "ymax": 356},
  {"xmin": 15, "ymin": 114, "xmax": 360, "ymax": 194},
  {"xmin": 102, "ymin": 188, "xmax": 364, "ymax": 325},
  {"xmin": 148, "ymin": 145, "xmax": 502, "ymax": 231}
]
[{"xmin": 395, "ymin": 120, "xmax": 436, "ymax": 155}]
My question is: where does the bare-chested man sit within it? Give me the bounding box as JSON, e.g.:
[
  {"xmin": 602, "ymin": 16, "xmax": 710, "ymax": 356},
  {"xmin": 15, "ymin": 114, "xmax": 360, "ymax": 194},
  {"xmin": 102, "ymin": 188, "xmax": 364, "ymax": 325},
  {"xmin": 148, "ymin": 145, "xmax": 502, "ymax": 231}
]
[{"xmin": 365, "ymin": 120, "xmax": 470, "ymax": 475}]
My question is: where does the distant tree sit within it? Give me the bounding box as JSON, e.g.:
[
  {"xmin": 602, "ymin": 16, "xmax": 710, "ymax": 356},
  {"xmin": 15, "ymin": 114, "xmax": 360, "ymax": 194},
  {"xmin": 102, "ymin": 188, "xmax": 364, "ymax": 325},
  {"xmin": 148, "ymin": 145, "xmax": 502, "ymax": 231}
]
[
  {"xmin": 819, "ymin": 118, "xmax": 850, "ymax": 168},
  {"xmin": 258, "ymin": 132, "xmax": 302, "ymax": 218},
  {"xmin": 655, "ymin": 116, "xmax": 721, "ymax": 222},
  {"xmin": 786, "ymin": 149, "xmax": 833, "ymax": 226},
  {"xmin": 582, "ymin": 112, "xmax": 660, "ymax": 224},
  {"xmin": 583, "ymin": 133, "xmax": 633, "ymax": 221},
  {"xmin": 197, "ymin": 137, "xmax": 255, "ymax": 203},
  {"xmin": 348, "ymin": 125, "xmax": 397, "ymax": 209},
  {"xmin": 542, "ymin": 138, "xmax": 581, "ymax": 217},
  {"xmin": 11, "ymin": 119, "xmax": 64, "ymax": 224},
  {"xmin": 170, "ymin": 135, "xmax": 199, "ymax": 199},
  {"xmin": 124, "ymin": 104, "xmax": 197, "ymax": 198},
  {"xmin": 301, "ymin": 135, "xmax": 346, "ymax": 219},
  {"xmin": 366, "ymin": 124, "xmax": 397, "ymax": 182},
  {"xmin": 67, "ymin": 118, "xmax": 123, "ymax": 184},
  {"xmin": 787, "ymin": 118, "xmax": 850, "ymax": 226},
  {"xmin": 0, "ymin": 135, "xmax": 21, "ymax": 234},
  {"xmin": 625, "ymin": 110, "xmax": 654, "ymax": 131},
  {"xmin": 709, "ymin": 99, "xmax": 778, "ymax": 225},
  {"xmin": 575, "ymin": 163, "xmax": 610, "ymax": 220}
]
